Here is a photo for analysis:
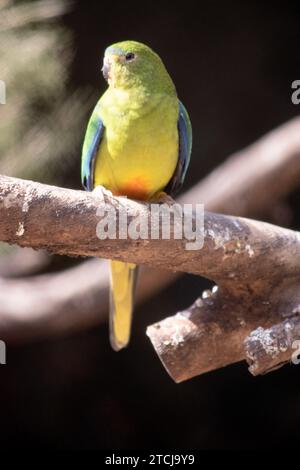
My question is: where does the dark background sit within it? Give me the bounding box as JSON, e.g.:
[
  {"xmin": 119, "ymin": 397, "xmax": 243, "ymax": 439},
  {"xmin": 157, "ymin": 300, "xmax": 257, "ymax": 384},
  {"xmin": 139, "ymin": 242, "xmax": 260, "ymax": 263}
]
[{"xmin": 1, "ymin": 0, "xmax": 300, "ymax": 449}]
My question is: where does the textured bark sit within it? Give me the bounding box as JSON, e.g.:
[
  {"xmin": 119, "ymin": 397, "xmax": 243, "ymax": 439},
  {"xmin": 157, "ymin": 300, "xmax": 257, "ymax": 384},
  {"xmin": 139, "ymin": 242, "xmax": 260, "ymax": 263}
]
[
  {"xmin": 147, "ymin": 286, "xmax": 300, "ymax": 382},
  {"xmin": 0, "ymin": 117, "xmax": 300, "ymax": 382},
  {"xmin": 244, "ymin": 316, "xmax": 300, "ymax": 376},
  {"xmin": 1, "ymin": 117, "xmax": 300, "ymax": 343},
  {"xmin": 0, "ymin": 174, "xmax": 299, "ymax": 282},
  {"xmin": 1, "ymin": 174, "xmax": 300, "ymax": 382}
]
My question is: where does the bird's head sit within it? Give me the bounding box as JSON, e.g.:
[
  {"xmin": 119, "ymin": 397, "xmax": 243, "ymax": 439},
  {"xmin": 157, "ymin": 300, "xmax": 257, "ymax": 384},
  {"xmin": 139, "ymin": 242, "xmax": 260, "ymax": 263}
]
[{"xmin": 102, "ymin": 40, "xmax": 175, "ymax": 92}]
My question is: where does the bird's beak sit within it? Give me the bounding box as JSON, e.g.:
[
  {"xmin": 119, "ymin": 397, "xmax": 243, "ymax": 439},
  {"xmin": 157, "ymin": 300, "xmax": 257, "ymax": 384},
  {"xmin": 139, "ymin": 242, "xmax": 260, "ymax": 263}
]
[
  {"xmin": 102, "ymin": 54, "xmax": 119, "ymax": 82},
  {"xmin": 102, "ymin": 56, "xmax": 110, "ymax": 82}
]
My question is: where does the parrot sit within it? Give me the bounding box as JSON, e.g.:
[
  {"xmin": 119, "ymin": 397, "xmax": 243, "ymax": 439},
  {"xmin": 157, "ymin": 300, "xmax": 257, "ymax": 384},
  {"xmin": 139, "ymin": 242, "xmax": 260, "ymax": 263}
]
[{"xmin": 81, "ymin": 40, "xmax": 192, "ymax": 351}]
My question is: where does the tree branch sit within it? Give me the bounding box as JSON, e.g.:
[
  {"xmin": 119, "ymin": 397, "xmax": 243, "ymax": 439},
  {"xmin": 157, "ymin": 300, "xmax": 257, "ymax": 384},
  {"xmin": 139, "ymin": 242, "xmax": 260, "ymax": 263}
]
[
  {"xmin": 1, "ymin": 174, "xmax": 299, "ymax": 281},
  {"xmin": 146, "ymin": 287, "xmax": 300, "ymax": 382},
  {"xmin": 1, "ymin": 117, "xmax": 300, "ymax": 376},
  {"xmin": 181, "ymin": 116, "xmax": 300, "ymax": 217},
  {"xmin": 244, "ymin": 315, "xmax": 300, "ymax": 376},
  {"xmin": 1, "ymin": 173, "xmax": 300, "ymax": 381},
  {"xmin": 0, "ymin": 258, "xmax": 177, "ymax": 342}
]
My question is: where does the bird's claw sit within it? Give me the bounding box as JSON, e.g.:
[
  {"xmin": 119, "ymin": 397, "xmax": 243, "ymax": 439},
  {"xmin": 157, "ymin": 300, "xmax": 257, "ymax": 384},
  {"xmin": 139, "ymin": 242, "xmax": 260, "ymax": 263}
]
[
  {"xmin": 155, "ymin": 191, "xmax": 175, "ymax": 207},
  {"xmin": 92, "ymin": 185, "xmax": 113, "ymax": 203},
  {"xmin": 93, "ymin": 185, "xmax": 128, "ymax": 209}
]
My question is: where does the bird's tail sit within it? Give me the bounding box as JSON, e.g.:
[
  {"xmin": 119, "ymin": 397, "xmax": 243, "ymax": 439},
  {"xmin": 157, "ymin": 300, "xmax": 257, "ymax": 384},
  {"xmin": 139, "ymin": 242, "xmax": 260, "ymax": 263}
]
[{"xmin": 109, "ymin": 260, "xmax": 138, "ymax": 351}]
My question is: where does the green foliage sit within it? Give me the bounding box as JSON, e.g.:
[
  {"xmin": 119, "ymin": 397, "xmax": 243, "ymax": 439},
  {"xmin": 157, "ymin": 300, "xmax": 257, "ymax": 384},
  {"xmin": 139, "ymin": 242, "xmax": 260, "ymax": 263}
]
[
  {"xmin": 0, "ymin": 0, "xmax": 96, "ymax": 257},
  {"xmin": 0, "ymin": 0, "xmax": 94, "ymax": 184}
]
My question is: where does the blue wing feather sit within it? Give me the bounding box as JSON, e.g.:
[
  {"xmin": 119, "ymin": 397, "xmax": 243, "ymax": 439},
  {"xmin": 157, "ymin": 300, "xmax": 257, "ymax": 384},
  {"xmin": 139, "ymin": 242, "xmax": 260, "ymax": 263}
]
[
  {"xmin": 82, "ymin": 99, "xmax": 191, "ymax": 196},
  {"xmin": 165, "ymin": 100, "xmax": 192, "ymax": 197},
  {"xmin": 81, "ymin": 101, "xmax": 105, "ymax": 191}
]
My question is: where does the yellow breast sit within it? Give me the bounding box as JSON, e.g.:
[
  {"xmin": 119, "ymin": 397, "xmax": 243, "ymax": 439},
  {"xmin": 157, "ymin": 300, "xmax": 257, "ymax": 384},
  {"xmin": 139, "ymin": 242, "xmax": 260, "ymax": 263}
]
[{"xmin": 94, "ymin": 88, "xmax": 179, "ymax": 200}]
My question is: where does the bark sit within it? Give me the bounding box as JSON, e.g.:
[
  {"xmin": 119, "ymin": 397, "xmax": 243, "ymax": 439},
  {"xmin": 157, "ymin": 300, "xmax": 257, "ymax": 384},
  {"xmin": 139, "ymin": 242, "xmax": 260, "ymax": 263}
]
[
  {"xmin": 147, "ymin": 285, "xmax": 300, "ymax": 382},
  {"xmin": 0, "ymin": 117, "xmax": 300, "ymax": 382},
  {"xmin": 0, "ymin": 258, "xmax": 177, "ymax": 342},
  {"xmin": 1, "ymin": 117, "xmax": 300, "ymax": 341},
  {"xmin": 0, "ymin": 174, "xmax": 299, "ymax": 283},
  {"xmin": 1, "ymin": 174, "xmax": 300, "ymax": 382},
  {"xmin": 244, "ymin": 316, "xmax": 300, "ymax": 376}
]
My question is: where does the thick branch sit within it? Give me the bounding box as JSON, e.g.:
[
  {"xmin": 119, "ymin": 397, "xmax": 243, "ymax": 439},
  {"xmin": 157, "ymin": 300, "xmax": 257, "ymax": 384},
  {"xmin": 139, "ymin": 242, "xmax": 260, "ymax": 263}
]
[
  {"xmin": 1, "ymin": 117, "xmax": 300, "ymax": 344},
  {"xmin": 181, "ymin": 116, "xmax": 300, "ymax": 217},
  {"xmin": 0, "ymin": 174, "xmax": 300, "ymax": 288},
  {"xmin": 1, "ymin": 174, "xmax": 300, "ymax": 377},
  {"xmin": 0, "ymin": 258, "xmax": 177, "ymax": 342},
  {"xmin": 0, "ymin": 247, "xmax": 49, "ymax": 277},
  {"xmin": 147, "ymin": 286, "xmax": 300, "ymax": 382},
  {"xmin": 244, "ymin": 316, "xmax": 300, "ymax": 376}
]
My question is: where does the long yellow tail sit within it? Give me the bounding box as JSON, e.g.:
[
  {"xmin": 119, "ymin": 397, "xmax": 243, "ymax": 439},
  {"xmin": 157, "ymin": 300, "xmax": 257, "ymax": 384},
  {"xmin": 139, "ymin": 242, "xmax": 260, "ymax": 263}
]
[{"xmin": 109, "ymin": 260, "xmax": 138, "ymax": 351}]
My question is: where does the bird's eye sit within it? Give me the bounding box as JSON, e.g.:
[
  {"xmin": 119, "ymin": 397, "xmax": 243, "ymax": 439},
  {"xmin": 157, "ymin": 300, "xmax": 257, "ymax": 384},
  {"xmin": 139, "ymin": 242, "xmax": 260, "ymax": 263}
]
[{"xmin": 125, "ymin": 52, "xmax": 135, "ymax": 62}]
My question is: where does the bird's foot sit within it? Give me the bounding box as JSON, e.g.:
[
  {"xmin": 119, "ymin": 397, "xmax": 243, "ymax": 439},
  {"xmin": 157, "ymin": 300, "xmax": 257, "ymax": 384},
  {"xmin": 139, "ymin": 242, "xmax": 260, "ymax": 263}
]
[
  {"xmin": 92, "ymin": 185, "xmax": 128, "ymax": 209},
  {"xmin": 92, "ymin": 185, "xmax": 113, "ymax": 203},
  {"xmin": 154, "ymin": 191, "xmax": 175, "ymax": 207},
  {"xmin": 152, "ymin": 191, "xmax": 183, "ymax": 218}
]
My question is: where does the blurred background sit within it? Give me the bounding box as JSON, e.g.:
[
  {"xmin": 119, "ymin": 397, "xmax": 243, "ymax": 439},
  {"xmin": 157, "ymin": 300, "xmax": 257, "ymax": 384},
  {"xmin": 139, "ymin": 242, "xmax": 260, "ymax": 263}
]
[{"xmin": 0, "ymin": 0, "xmax": 300, "ymax": 449}]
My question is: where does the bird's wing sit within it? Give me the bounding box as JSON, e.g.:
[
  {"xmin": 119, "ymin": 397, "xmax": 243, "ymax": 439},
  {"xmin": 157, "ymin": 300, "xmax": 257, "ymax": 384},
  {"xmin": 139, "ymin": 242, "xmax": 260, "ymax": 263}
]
[
  {"xmin": 81, "ymin": 102, "xmax": 105, "ymax": 191},
  {"xmin": 165, "ymin": 100, "xmax": 192, "ymax": 197}
]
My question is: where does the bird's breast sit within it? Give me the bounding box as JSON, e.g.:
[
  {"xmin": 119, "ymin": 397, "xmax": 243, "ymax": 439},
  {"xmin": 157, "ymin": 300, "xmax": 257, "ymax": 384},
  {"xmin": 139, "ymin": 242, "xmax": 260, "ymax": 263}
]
[{"xmin": 94, "ymin": 92, "xmax": 179, "ymax": 199}]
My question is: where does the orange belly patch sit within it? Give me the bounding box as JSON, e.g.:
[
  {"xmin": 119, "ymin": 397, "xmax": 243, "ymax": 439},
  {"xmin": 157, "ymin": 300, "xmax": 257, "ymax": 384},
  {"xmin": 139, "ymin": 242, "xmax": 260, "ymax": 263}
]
[{"xmin": 114, "ymin": 177, "xmax": 150, "ymax": 201}]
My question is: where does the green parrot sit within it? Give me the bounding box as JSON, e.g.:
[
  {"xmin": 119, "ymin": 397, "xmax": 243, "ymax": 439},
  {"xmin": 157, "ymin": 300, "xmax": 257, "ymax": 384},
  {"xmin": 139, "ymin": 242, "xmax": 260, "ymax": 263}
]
[{"xmin": 81, "ymin": 40, "xmax": 192, "ymax": 350}]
